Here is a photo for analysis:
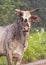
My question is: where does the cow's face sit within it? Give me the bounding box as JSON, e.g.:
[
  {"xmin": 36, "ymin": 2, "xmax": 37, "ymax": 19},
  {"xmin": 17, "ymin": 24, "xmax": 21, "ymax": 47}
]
[
  {"xmin": 19, "ymin": 11, "xmax": 31, "ymax": 32},
  {"xmin": 15, "ymin": 9, "xmax": 40, "ymax": 32}
]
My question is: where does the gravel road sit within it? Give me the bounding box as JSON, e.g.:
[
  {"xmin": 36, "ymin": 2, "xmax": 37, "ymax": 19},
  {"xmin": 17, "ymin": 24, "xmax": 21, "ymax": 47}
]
[{"xmin": 22, "ymin": 59, "xmax": 46, "ymax": 65}]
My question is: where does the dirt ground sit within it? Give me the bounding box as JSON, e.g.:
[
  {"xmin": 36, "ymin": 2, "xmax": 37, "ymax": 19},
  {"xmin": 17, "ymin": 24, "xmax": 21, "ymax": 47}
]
[{"xmin": 22, "ymin": 59, "xmax": 46, "ymax": 65}]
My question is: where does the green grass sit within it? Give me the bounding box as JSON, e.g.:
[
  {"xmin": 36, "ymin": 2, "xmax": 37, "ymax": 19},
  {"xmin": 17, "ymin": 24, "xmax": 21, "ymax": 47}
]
[
  {"xmin": 0, "ymin": 56, "xmax": 7, "ymax": 65},
  {"xmin": 0, "ymin": 32, "xmax": 46, "ymax": 64},
  {"xmin": 23, "ymin": 32, "xmax": 46, "ymax": 63}
]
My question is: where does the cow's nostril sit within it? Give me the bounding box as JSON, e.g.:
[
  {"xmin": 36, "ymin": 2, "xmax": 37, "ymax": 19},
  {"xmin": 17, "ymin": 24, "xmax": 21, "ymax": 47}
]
[{"xmin": 24, "ymin": 28, "xmax": 25, "ymax": 30}]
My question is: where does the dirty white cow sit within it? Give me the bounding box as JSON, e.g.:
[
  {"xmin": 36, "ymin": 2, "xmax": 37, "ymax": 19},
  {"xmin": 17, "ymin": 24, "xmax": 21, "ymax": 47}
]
[{"xmin": 0, "ymin": 8, "xmax": 40, "ymax": 65}]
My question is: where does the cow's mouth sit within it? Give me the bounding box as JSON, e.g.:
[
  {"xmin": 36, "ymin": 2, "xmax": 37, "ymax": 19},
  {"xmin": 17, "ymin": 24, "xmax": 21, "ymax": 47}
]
[{"xmin": 23, "ymin": 30, "xmax": 29, "ymax": 32}]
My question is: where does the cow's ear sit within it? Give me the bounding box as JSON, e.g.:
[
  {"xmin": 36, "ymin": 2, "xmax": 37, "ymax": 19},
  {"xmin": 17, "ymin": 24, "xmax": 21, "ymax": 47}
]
[
  {"xmin": 15, "ymin": 9, "xmax": 23, "ymax": 16},
  {"xmin": 31, "ymin": 15, "xmax": 41, "ymax": 22},
  {"xmin": 29, "ymin": 8, "xmax": 39, "ymax": 13}
]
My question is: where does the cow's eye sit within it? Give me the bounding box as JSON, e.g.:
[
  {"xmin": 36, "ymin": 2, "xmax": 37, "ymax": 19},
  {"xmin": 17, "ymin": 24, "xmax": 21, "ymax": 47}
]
[
  {"xmin": 20, "ymin": 17, "xmax": 23, "ymax": 21},
  {"xmin": 19, "ymin": 13, "xmax": 23, "ymax": 17},
  {"xmin": 24, "ymin": 19, "xmax": 27, "ymax": 22}
]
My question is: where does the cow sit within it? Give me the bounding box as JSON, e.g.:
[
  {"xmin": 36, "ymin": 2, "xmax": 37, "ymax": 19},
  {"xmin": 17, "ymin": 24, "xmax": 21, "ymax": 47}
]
[{"xmin": 0, "ymin": 8, "xmax": 40, "ymax": 65}]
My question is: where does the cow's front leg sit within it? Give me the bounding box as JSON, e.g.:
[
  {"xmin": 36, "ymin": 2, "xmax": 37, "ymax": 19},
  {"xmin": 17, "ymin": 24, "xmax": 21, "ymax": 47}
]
[
  {"xmin": 5, "ymin": 40, "xmax": 13, "ymax": 65},
  {"xmin": 14, "ymin": 54, "xmax": 22, "ymax": 65},
  {"xmin": 15, "ymin": 58, "xmax": 22, "ymax": 65},
  {"xmin": 6, "ymin": 51, "xmax": 12, "ymax": 65}
]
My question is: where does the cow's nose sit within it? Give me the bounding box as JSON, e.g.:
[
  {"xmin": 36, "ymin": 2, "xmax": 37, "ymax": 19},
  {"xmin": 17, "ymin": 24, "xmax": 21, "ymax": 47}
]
[{"xmin": 23, "ymin": 27, "xmax": 29, "ymax": 32}]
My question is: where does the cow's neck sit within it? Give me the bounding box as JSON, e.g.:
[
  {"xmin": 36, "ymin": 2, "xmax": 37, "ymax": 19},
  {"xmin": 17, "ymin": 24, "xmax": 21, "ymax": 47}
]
[{"xmin": 17, "ymin": 21, "xmax": 29, "ymax": 40}]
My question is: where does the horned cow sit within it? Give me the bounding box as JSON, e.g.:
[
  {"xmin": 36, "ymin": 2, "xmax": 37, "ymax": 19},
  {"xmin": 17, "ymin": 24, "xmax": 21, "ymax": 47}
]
[{"xmin": 0, "ymin": 8, "xmax": 40, "ymax": 65}]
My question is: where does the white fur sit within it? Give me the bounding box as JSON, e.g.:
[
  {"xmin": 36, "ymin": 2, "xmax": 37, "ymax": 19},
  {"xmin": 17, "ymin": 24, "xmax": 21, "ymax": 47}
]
[{"xmin": 23, "ymin": 11, "xmax": 31, "ymax": 20}]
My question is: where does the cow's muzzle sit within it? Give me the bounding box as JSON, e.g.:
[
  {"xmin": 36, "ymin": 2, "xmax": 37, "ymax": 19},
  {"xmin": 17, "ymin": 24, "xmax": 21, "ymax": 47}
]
[{"xmin": 23, "ymin": 26, "xmax": 29, "ymax": 32}]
